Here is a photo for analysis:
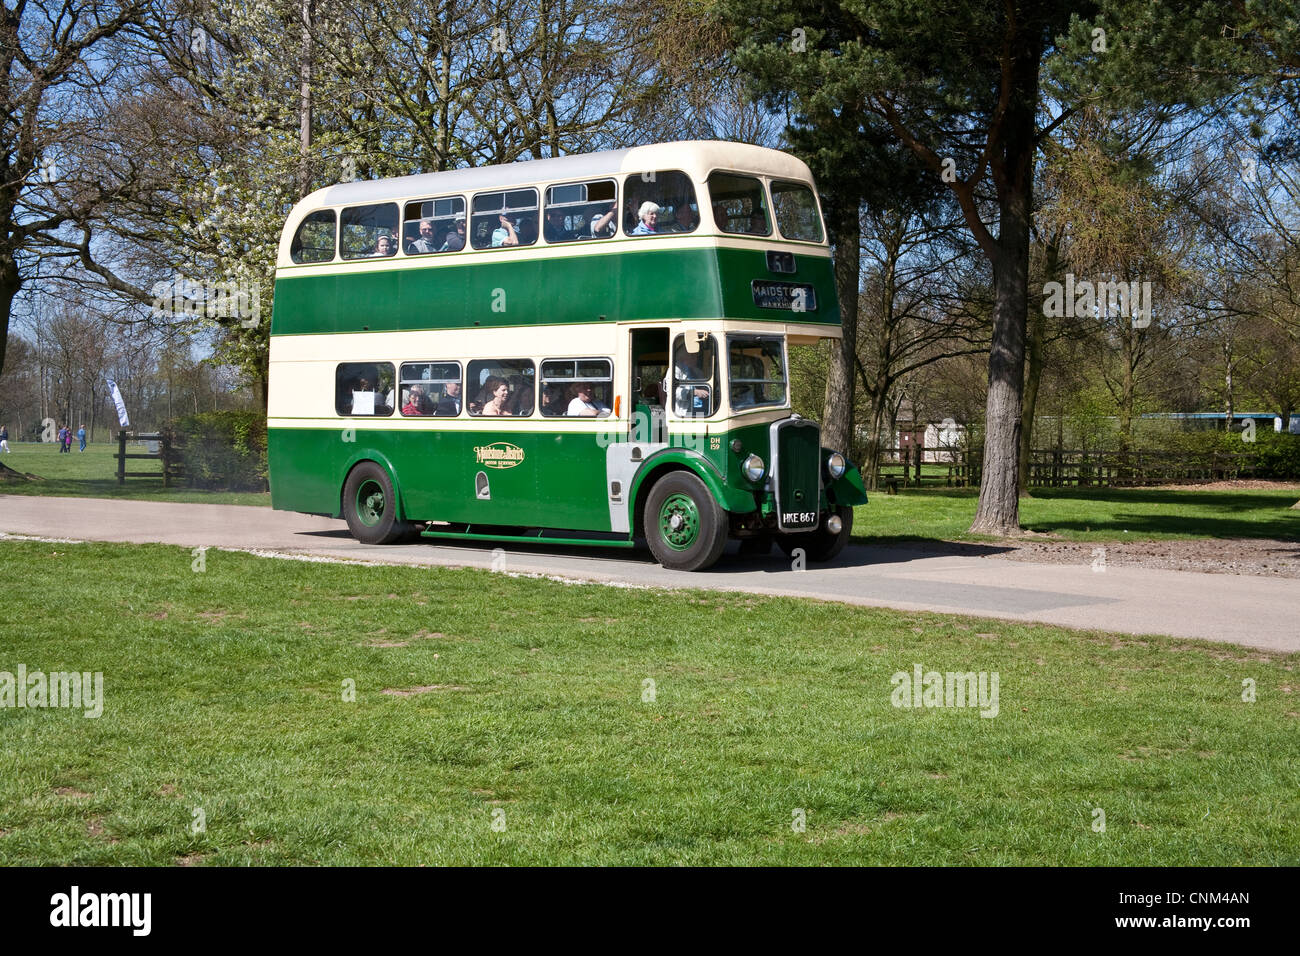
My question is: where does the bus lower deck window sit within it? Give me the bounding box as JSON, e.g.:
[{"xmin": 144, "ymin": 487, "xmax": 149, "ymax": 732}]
[{"xmin": 336, "ymin": 362, "xmax": 395, "ymax": 416}]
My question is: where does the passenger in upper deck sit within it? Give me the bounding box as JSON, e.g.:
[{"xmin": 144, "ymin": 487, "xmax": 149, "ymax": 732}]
[
  {"xmin": 712, "ymin": 202, "xmax": 731, "ymax": 232},
  {"xmin": 491, "ymin": 215, "xmax": 519, "ymax": 247},
  {"xmin": 439, "ymin": 218, "xmax": 466, "ymax": 252},
  {"xmin": 543, "ymin": 208, "xmax": 572, "ymax": 243},
  {"xmin": 673, "ymin": 203, "xmax": 699, "ymax": 233},
  {"xmin": 372, "ymin": 235, "xmax": 395, "ymax": 257},
  {"xmin": 408, "ymin": 219, "xmax": 437, "ymax": 254},
  {"xmin": 631, "ymin": 201, "xmax": 660, "ymax": 235},
  {"xmin": 590, "ymin": 204, "xmax": 617, "ymax": 238}
]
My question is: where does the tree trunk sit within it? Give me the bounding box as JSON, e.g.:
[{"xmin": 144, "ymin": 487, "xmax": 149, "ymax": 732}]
[
  {"xmin": 821, "ymin": 206, "xmax": 860, "ymax": 456},
  {"xmin": 0, "ymin": 255, "xmax": 18, "ymax": 378},
  {"xmin": 1019, "ymin": 238, "xmax": 1055, "ymax": 495},
  {"xmin": 968, "ymin": 24, "xmax": 1041, "ymax": 535},
  {"xmin": 1223, "ymin": 344, "xmax": 1234, "ymax": 432},
  {"xmin": 297, "ymin": 0, "xmax": 314, "ymax": 199},
  {"xmin": 860, "ymin": 379, "xmax": 890, "ymax": 491}
]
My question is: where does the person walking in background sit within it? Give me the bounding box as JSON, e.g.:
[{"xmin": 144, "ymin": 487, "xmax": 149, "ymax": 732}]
[
  {"xmin": 62, "ymin": 426, "xmax": 72, "ymax": 453},
  {"xmin": 56, "ymin": 425, "xmax": 67, "ymax": 452},
  {"xmin": 77, "ymin": 425, "xmax": 86, "ymax": 452},
  {"xmin": 0, "ymin": 425, "xmax": 10, "ymax": 453}
]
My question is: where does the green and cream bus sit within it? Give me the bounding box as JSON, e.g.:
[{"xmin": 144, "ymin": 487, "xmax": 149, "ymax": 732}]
[{"xmin": 268, "ymin": 140, "xmax": 867, "ymax": 571}]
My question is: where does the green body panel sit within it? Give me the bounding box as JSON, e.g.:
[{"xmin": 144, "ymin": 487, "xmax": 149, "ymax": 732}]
[
  {"xmin": 270, "ymin": 427, "xmax": 614, "ymax": 528},
  {"xmin": 270, "ymin": 417, "xmax": 867, "ymax": 536},
  {"xmin": 826, "ymin": 454, "xmax": 870, "ymax": 507},
  {"xmin": 270, "ymin": 246, "xmax": 838, "ymax": 334},
  {"xmin": 624, "ymin": 448, "xmax": 757, "ymax": 530}
]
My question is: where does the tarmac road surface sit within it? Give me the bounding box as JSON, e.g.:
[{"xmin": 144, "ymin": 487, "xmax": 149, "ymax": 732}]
[{"xmin": 2, "ymin": 495, "xmax": 1297, "ymax": 653}]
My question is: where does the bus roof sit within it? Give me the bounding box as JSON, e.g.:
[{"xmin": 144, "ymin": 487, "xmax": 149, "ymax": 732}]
[{"xmin": 290, "ymin": 141, "xmax": 816, "ymax": 220}]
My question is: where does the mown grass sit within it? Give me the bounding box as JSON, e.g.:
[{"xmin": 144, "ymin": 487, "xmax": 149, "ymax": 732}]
[
  {"xmin": 856, "ymin": 486, "xmax": 1300, "ymax": 543},
  {"xmin": 0, "ymin": 442, "xmax": 269, "ymax": 506},
  {"xmin": 0, "ymin": 539, "xmax": 1295, "ymax": 865}
]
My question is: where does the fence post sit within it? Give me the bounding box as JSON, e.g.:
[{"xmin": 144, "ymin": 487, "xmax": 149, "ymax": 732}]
[
  {"xmin": 914, "ymin": 443, "xmax": 923, "ymax": 486},
  {"xmin": 117, "ymin": 430, "xmax": 126, "ymax": 485}
]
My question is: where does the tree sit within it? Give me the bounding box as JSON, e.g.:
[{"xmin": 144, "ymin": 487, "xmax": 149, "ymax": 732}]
[
  {"xmin": 0, "ymin": 0, "xmax": 150, "ymax": 376},
  {"xmin": 718, "ymin": 0, "xmax": 1255, "ymax": 533},
  {"xmin": 853, "ymin": 204, "xmax": 991, "ymax": 486}
]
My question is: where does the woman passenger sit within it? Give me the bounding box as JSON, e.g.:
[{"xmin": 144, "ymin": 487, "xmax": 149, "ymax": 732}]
[{"xmin": 631, "ymin": 201, "xmax": 660, "ymax": 235}]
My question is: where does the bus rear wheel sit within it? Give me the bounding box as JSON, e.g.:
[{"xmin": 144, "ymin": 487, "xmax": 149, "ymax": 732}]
[
  {"xmin": 777, "ymin": 505, "xmax": 854, "ymax": 563},
  {"xmin": 343, "ymin": 461, "xmax": 408, "ymax": 545},
  {"xmin": 645, "ymin": 472, "xmax": 728, "ymax": 572}
]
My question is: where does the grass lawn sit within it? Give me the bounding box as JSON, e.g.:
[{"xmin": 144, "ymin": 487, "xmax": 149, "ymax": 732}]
[
  {"xmin": 856, "ymin": 486, "xmax": 1300, "ymax": 543},
  {"xmin": 0, "ymin": 539, "xmax": 1295, "ymax": 865},
  {"xmin": 0, "ymin": 442, "xmax": 269, "ymax": 506}
]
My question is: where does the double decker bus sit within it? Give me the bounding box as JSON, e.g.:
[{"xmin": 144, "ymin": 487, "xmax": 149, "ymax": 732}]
[{"xmin": 268, "ymin": 141, "xmax": 867, "ymax": 571}]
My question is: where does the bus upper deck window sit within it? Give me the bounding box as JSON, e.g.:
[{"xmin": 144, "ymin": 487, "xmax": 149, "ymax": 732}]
[
  {"xmin": 402, "ymin": 196, "xmax": 467, "ymax": 255},
  {"xmin": 290, "ymin": 210, "xmax": 337, "ymax": 264},
  {"xmin": 707, "ymin": 173, "xmax": 770, "ymax": 236},
  {"xmin": 770, "ymin": 181, "xmax": 824, "ymax": 242},
  {"xmin": 340, "ymin": 203, "xmax": 399, "ymax": 260},
  {"xmin": 544, "ymin": 180, "xmax": 617, "ymax": 242},
  {"xmin": 622, "ymin": 170, "xmax": 698, "ymax": 236},
  {"xmin": 470, "ymin": 189, "xmax": 539, "ymax": 250}
]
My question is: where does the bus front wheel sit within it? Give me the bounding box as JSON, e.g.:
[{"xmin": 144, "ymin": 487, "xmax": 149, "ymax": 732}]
[
  {"xmin": 343, "ymin": 462, "xmax": 408, "ymax": 545},
  {"xmin": 645, "ymin": 472, "xmax": 728, "ymax": 572}
]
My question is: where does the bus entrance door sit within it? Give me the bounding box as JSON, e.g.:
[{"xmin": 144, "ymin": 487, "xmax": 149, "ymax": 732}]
[{"xmin": 630, "ymin": 328, "xmax": 668, "ymax": 444}]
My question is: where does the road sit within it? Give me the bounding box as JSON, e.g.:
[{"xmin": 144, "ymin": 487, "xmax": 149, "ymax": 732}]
[{"xmin": 2, "ymin": 495, "xmax": 1297, "ymax": 652}]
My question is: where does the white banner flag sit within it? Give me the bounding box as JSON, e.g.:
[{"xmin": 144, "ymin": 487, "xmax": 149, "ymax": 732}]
[{"xmin": 106, "ymin": 378, "xmax": 131, "ymax": 428}]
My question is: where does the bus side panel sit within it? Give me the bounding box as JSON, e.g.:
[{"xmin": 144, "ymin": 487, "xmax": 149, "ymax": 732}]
[
  {"xmin": 269, "ymin": 427, "xmax": 346, "ymax": 516},
  {"xmin": 528, "ymin": 431, "xmax": 613, "ymax": 530},
  {"xmin": 271, "ymin": 424, "xmax": 616, "ymax": 532},
  {"xmin": 271, "ymin": 248, "xmax": 731, "ymax": 335}
]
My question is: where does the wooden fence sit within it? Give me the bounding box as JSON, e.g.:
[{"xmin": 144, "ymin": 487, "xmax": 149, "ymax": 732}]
[
  {"xmin": 874, "ymin": 446, "xmax": 1254, "ymax": 489},
  {"xmin": 115, "ymin": 431, "xmax": 183, "ymax": 486}
]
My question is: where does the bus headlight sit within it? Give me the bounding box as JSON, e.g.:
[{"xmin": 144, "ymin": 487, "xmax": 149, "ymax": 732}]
[
  {"xmin": 827, "ymin": 451, "xmax": 847, "ymax": 480},
  {"xmin": 742, "ymin": 454, "xmax": 766, "ymax": 483}
]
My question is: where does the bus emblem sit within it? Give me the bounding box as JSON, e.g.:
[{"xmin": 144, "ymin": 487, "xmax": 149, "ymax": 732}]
[{"xmin": 474, "ymin": 442, "xmax": 525, "ymax": 469}]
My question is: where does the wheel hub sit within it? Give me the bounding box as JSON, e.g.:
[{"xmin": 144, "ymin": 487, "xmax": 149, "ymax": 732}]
[
  {"xmin": 659, "ymin": 493, "xmax": 700, "ymax": 551},
  {"xmin": 356, "ymin": 480, "xmax": 386, "ymax": 526}
]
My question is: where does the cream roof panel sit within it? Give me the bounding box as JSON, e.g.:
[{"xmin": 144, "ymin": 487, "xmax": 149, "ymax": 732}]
[{"xmin": 278, "ymin": 141, "xmax": 817, "ymax": 264}]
